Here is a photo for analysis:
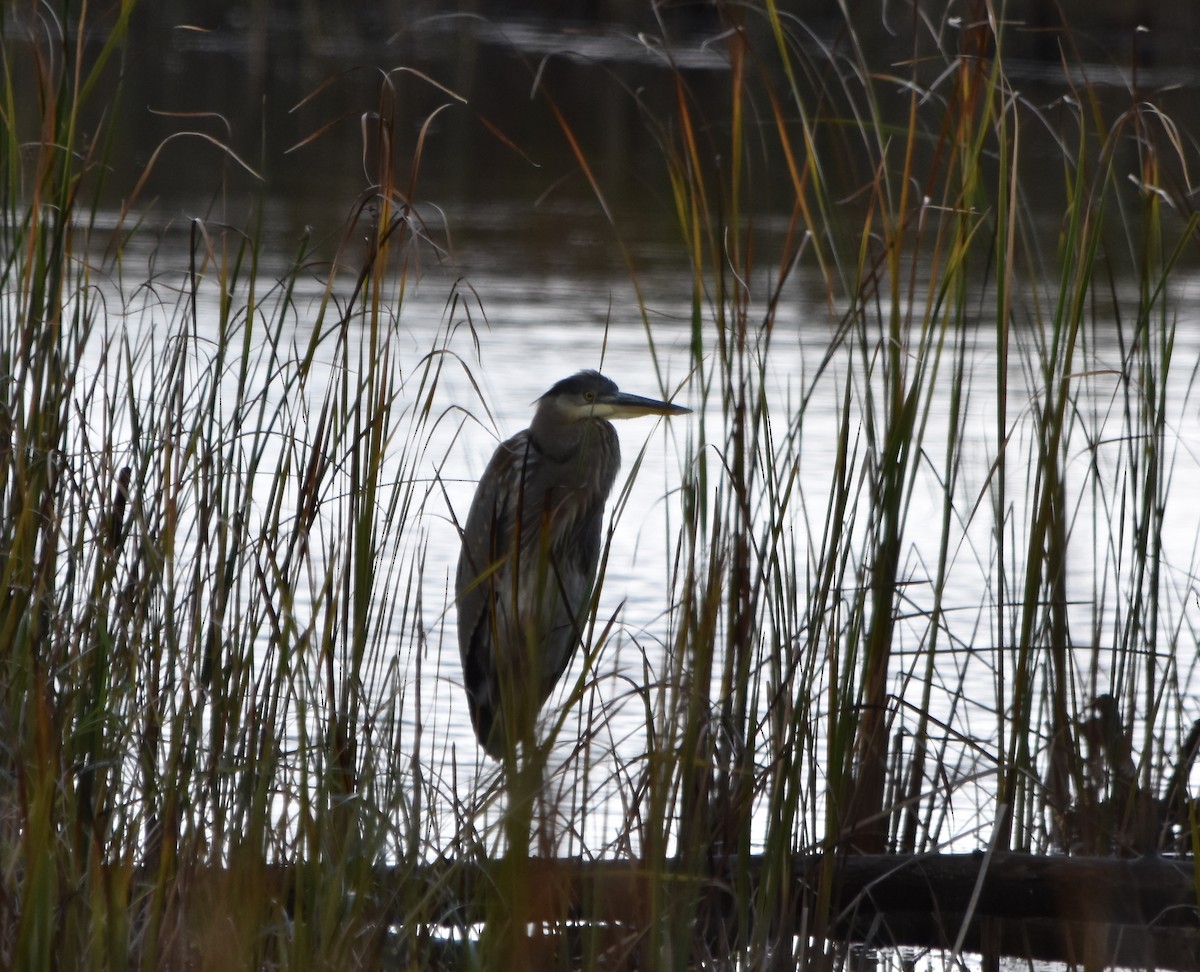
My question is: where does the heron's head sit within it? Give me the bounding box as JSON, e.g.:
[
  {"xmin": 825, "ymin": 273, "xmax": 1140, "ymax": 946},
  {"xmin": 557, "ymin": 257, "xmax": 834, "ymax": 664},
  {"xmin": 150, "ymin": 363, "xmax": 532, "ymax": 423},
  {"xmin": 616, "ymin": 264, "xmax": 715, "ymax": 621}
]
[{"xmin": 535, "ymin": 370, "xmax": 691, "ymax": 426}]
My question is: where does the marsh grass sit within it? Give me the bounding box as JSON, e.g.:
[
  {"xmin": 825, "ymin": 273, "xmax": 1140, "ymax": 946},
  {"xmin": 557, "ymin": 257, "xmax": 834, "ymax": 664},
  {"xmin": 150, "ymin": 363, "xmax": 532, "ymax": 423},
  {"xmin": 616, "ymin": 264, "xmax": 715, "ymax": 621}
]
[{"xmin": 3, "ymin": 0, "xmax": 1200, "ymax": 969}]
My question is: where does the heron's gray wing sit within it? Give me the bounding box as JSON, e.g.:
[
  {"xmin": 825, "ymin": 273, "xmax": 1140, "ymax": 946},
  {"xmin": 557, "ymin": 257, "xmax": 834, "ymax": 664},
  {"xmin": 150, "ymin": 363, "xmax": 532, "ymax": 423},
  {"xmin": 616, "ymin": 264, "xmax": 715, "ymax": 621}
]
[
  {"xmin": 456, "ymin": 427, "xmax": 613, "ymax": 753},
  {"xmin": 536, "ymin": 497, "xmax": 604, "ymax": 696},
  {"xmin": 512, "ymin": 424, "xmax": 616, "ymax": 700},
  {"xmin": 456, "ymin": 430, "xmax": 542, "ymax": 640},
  {"xmin": 455, "ymin": 431, "xmax": 537, "ymax": 754}
]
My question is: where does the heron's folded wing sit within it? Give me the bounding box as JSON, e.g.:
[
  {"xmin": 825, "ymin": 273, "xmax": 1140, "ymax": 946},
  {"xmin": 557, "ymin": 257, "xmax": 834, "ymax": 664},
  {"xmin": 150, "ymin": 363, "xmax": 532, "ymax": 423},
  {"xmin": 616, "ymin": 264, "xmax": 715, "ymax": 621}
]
[{"xmin": 455, "ymin": 432, "xmax": 540, "ymax": 659}]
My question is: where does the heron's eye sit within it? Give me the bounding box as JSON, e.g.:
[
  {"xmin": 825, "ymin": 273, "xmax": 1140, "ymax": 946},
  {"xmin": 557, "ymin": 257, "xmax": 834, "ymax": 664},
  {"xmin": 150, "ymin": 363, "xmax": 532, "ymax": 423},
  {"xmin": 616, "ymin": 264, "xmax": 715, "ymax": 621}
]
[{"xmin": 584, "ymin": 391, "xmax": 595, "ymax": 402}]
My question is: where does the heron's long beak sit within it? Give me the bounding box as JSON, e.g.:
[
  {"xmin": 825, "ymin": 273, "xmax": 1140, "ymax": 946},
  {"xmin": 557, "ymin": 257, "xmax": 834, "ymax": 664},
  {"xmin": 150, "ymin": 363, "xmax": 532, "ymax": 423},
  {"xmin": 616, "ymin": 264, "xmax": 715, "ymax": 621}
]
[{"xmin": 598, "ymin": 390, "xmax": 692, "ymax": 420}]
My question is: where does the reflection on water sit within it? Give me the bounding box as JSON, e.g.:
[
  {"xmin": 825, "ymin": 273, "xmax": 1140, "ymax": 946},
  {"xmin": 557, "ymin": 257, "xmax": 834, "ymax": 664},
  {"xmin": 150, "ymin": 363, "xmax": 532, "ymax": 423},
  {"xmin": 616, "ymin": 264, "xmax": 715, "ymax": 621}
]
[{"xmin": 37, "ymin": 4, "xmax": 1200, "ymax": 267}]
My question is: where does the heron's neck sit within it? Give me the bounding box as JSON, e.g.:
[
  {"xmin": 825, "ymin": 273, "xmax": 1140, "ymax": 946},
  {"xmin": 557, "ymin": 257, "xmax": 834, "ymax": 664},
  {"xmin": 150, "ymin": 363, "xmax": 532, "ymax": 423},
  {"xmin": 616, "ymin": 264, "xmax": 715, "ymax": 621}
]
[{"xmin": 529, "ymin": 413, "xmax": 615, "ymax": 465}]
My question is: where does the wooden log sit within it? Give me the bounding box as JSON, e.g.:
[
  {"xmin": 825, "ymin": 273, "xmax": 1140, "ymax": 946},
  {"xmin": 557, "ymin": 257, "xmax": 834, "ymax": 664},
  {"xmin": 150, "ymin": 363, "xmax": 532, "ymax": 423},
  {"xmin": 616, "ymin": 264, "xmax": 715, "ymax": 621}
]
[
  {"xmin": 144, "ymin": 852, "xmax": 1200, "ymax": 968},
  {"xmin": 430, "ymin": 852, "xmax": 1200, "ymax": 967},
  {"xmin": 823, "ymin": 852, "xmax": 1200, "ymax": 968}
]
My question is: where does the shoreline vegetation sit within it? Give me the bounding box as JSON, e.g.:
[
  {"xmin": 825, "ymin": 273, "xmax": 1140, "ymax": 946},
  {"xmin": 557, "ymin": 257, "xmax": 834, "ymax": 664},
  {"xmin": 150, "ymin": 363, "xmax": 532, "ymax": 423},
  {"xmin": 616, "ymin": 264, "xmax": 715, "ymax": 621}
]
[{"xmin": 4, "ymin": 1, "xmax": 1200, "ymax": 969}]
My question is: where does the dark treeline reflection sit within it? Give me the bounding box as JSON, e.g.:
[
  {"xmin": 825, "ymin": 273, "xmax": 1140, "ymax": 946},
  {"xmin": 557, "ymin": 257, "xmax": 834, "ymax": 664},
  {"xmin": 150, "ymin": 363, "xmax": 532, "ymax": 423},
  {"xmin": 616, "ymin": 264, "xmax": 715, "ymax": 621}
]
[{"xmin": 18, "ymin": 1, "xmax": 1200, "ymax": 272}]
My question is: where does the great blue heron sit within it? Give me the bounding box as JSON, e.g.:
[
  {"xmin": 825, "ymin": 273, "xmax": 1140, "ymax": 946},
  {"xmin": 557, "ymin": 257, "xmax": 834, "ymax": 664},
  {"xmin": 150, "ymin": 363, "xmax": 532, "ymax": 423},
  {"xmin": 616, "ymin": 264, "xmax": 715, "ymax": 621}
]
[{"xmin": 456, "ymin": 370, "xmax": 690, "ymax": 759}]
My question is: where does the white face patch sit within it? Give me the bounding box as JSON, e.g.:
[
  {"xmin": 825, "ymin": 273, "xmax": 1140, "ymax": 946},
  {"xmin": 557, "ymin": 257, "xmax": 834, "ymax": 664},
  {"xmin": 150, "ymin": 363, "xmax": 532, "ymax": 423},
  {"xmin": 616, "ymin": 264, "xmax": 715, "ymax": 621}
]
[{"xmin": 564, "ymin": 399, "xmax": 616, "ymax": 421}]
